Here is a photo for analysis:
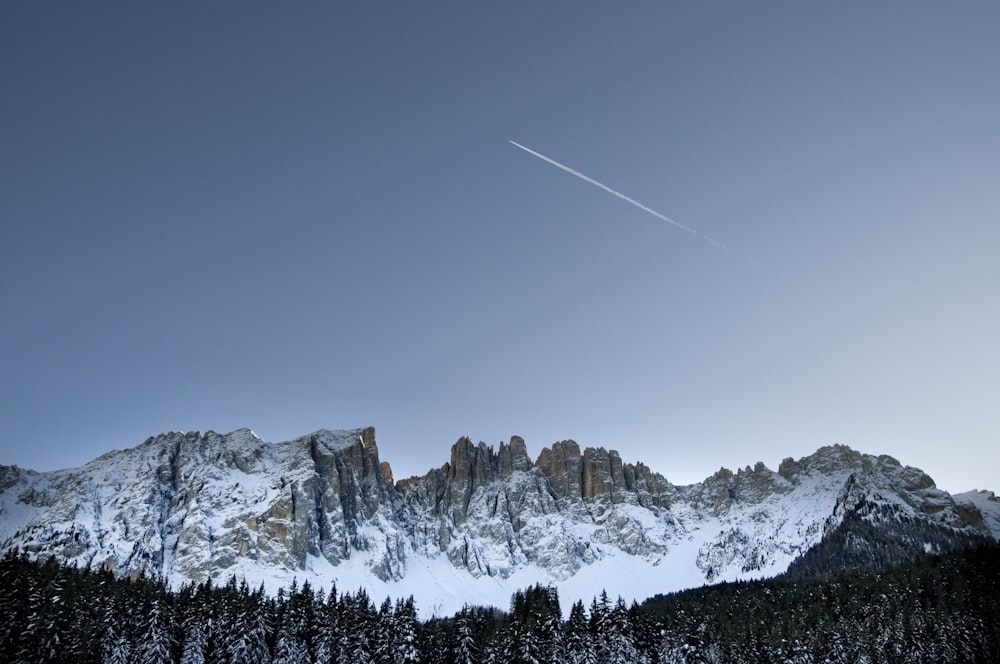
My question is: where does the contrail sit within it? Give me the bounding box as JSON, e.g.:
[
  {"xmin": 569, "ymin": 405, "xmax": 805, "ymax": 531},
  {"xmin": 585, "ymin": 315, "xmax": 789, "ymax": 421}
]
[{"xmin": 509, "ymin": 140, "xmax": 732, "ymax": 253}]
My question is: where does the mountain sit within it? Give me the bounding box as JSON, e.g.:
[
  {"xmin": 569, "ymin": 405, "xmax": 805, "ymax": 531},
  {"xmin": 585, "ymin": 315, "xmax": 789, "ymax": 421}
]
[{"xmin": 0, "ymin": 427, "xmax": 995, "ymax": 617}]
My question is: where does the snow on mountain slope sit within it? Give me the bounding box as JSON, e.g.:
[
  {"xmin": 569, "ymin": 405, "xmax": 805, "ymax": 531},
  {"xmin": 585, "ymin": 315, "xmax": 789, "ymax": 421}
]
[
  {"xmin": 0, "ymin": 428, "xmax": 994, "ymax": 618},
  {"xmin": 956, "ymin": 490, "xmax": 1000, "ymax": 539}
]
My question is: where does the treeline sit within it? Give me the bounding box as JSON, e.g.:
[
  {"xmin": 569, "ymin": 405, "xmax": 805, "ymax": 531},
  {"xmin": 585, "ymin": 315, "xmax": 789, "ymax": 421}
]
[
  {"xmin": 784, "ymin": 499, "xmax": 990, "ymax": 579},
  {"xmin": 641, "ymin": 543, "xmax": 1000, "ymax": 663},
  {"xmin": 1, "ymin": 544, "xmax": 998, "ymax": 663}
]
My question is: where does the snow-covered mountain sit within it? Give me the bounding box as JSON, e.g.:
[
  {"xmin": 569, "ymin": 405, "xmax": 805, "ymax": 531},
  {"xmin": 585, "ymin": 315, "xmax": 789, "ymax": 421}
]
[{"xmin": 0, "ymin": 427, "xmax": 995, "ymax": 617}]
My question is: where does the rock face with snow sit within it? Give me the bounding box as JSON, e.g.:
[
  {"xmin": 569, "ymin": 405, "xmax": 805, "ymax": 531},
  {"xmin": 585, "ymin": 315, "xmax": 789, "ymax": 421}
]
[{"xmin": 0, "ymin": 428, "xmax": 995, "ymax": 616}]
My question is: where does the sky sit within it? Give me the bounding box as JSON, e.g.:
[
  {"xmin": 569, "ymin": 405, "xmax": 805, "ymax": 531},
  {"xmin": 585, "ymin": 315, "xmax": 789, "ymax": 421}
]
[{"xmin": 2, "ymin": 1, "xmax": 998, "ymax": 494}]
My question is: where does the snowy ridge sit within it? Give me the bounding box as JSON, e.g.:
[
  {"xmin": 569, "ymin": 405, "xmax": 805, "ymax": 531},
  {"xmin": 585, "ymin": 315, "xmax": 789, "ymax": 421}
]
[
  {"xmin": 955, "ymin": 490, "xmax": 1000, "ymax": 539},
  {"xmin": 0, "ymin": 429, "xmax": 994, "ymax": 618}
]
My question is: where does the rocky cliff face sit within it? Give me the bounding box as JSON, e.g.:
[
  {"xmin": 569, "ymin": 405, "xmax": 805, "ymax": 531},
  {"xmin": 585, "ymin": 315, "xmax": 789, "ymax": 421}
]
[
  {"xmin": 0, "ymin": 429, "xmax": 994, "ymax": 616},
  {"xmin": 0, "ymin": 428, "xmax": 411, "ymax": 584}
]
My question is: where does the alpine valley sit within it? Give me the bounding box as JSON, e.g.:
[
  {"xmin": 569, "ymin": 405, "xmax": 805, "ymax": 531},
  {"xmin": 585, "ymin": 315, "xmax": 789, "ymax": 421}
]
[{"xmin": 1, "ymin": 427, "xmax": 997, "ymax": 618}]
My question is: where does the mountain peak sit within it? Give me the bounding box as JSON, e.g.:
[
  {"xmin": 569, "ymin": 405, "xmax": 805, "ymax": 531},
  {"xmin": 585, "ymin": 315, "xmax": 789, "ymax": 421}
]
[
  {"xmin": 300, "ymin": 426, "xmax": 378, "ymax": 453},
  {"xmin": 0, "ymin": 428, "xmax": 994, "ymax": 618}
]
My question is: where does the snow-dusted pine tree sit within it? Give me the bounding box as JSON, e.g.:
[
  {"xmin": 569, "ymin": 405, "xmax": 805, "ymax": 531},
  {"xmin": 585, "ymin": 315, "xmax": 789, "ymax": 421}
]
[
  {"xmin": 563, "ymin": 601, "xmax": 596, "ymax": 664},
  {"xmin": 605, "ymin": 598, "xmax": 641, "ymax": 664},
  {"xmin": 390, "ymin": 597, "xmax": 421, "ymax": 663},
  {"xmin": 271, "ymin": 627, "xmax": 310, "ymax": 664},
  {"xmin": 454, "ymin": 608, "xmax": 478, "ymax": 664},
  {"xmin": 178, "ymin": 617, "xmax": 208, "ymax": 664},
  {"xmin": 225, "ymin": 601, "xmax": 271, "ymax": 664},
  {"xmin": 138, "ymin": 596, "xmax": 176, "ymax": 664},
  {"xmin": 101, "ymin": 625, "xmax": 132, "ymax": 664}
]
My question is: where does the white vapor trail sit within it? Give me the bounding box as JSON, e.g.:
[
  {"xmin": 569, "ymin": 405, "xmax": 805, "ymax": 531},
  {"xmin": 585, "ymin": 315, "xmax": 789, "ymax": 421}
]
[{"xmin": 509, "ymin": 140, "xmax": 732, "ymax": 253}]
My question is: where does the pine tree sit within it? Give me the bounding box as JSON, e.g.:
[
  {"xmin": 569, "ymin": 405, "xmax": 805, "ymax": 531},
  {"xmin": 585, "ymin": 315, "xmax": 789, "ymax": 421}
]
[
  {"xmin": 588, "ymin": 591, "xmax": 612, "ymax": 663},
  {"xmin": 20, "ymin": 568, "xmax": 69, "ymax": 664},
  {"xmin": 563, "ymin": 600, "xmax": 594, "ymax": 664},
  {"xmin": 656, "ymin": 632, "xmax": 689, "ymax": 664},
  {"xmin": 341, "ymin": 589, "xmax": 374, "ymax": 664},
  {"xmin": 179, "ymin": 618, "xmax": 208, "ymax": 664},
  {"xmin": 277, "ymin": 582, "xmax": 313, "ymax": 662},
  {"xmin": 510, "ymin": 622, "xmax": 540, "ymax": 664},
  {"xmin": 101, "ymin": 624, "xmax": 132, "ymax": 664},
  {"xmin": 312, "ymin": 587, "xmax": 338, "ymax": 664},
  {"xmin": 0, "ymin": 554, "xmax": 32, "ymax": 661},
  {"xmin": 392, "ymin": 597, "xmax": 421, "ymax": 663},
  {"xmin": 454, "ymin": 608, "xmax": 478, "ymax": 664},
  {"xmin": 226, "ymin": 596, "xmax": 271, "ymax": 664},
  {"xmin": 271, "ymin": 627, "xmax": 310, "ymax": 664},
  {"xmin": 138, "ymin": 595, "xmax": 176, "ymax": 664},
  {"xmin": 289, "ymin": 580, "xmax": 317, "ymax": 659},
  {"xmin": 371, "ymin": 597, "xmax": 394, "ymax": 664},
  {"xmin": 606, "ymin": 598, "xmax": 640, "ymax": 664}
]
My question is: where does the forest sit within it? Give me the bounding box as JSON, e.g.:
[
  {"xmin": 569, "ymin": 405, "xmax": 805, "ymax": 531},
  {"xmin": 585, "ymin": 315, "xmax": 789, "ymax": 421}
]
[{"xmin": 1, "ymin": 543, "xmax": 998, "ymax": 663}]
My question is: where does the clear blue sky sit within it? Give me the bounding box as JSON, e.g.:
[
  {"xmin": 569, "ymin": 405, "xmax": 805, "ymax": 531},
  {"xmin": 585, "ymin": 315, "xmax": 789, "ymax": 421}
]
[{"xmin": 2, "ymin": 2, "xmax": 998, "ymax": 493}]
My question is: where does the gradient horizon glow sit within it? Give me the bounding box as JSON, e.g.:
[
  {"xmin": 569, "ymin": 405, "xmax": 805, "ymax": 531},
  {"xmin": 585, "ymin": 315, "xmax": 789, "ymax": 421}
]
[{"xmin": 2, "ymin": 2, "xmax": 998, "ymax": 493}]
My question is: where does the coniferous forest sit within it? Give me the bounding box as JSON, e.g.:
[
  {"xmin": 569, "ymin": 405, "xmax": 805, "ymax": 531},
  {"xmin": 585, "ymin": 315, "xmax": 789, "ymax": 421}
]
[{"xmin": 1, "ymin": 545, "xmax": 998, "ymax": 663}]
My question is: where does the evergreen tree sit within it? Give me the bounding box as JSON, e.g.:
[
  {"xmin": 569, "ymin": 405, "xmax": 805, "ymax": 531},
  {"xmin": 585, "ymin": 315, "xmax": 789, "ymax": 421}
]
[
  {"xmin": 313, "ymin": 587, "xmax": 339, "ymax": 664},
  {"xmin": 453, "ymin": 608, "xmax": 478, "ymax": 664},
  {"xmin": 371, "ymin": 597, "xmax": 394, "ymax": 664},
  {"xmin": 271, "ymin": 627, "xmax": 310, "ymax": 664},
  {"xmin": 510, "ymin": 622, "xmax": 540, "ymax": 664},
  {"xmin": 392, "ymin": 597, "xmax": 421, "ymax": 663},
  {"xmin": 0, "ymin": 554, "xmax": 31, "ymax": 660},
  {"xmin": 179, "ymin": 618, "xmax": 208, "ymax": 664},
  {"xmin": 606, "ymin": 598, "xmax": 640, "ymax": 664},
  {"xmin": 19, "ymin": 567, "xmax": 69, "ymax": 663},
  {"xmin": 101, "ymin": 624, "xmax": 132, "ymax": 664},
  {"xmin": 226, "ymin": 595, "xmax": 271, "ymax": 664},
  {"xmin": 138, "ymin": 594, "xmax": 176, "ymax": 664},
  {"xmin": 341, "ymin": 589, "xmax": 374, "ymax": 664},
  {"xmin": 286, "ymin": 580, "xmax": 316, "ymax": 659},
  {"xmin": 563, "ymin": 600, "xmax": 595, "ymax": 664},
  {"xmin": 588, "ymin": 590, "xmax": 612, "ymax": 663},
  {"xmin": 656, "ymin": 632, "xmax": 689, "ymax": 664}
]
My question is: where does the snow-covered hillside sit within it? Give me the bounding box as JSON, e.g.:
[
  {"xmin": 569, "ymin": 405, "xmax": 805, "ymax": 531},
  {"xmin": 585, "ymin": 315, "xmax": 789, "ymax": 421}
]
[
  {"xmin": 956, "ymin": 489, "xmax": 1000, "ymax": 539},
  {"xmin": 0, "ymin": 427, "xmax": 994, "ymax": 618}
]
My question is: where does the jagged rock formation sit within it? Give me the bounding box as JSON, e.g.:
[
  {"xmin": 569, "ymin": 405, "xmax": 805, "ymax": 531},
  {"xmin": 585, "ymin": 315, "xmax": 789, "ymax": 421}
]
[{"xmin": 0, "ymin": 429, "xmax": 996, "ymax": 616}]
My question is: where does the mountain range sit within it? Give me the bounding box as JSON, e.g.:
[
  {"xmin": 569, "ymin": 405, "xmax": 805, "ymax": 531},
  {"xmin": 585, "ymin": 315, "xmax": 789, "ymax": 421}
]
[{"xmin": 1, "ymin": 427, "xmax": 997, "ymax": 617}]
